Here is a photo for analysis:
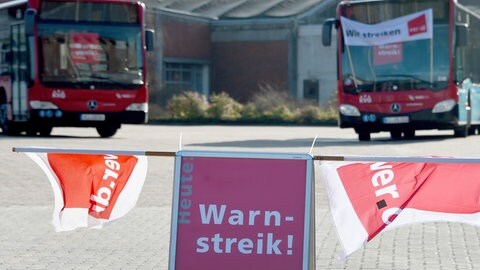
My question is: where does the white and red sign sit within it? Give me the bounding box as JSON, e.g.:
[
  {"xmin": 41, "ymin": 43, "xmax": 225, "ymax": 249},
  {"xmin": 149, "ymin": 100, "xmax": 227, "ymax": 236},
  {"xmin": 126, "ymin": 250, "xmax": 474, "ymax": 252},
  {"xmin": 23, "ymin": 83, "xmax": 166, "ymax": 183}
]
[
  {"xmin": 319, "ymin": 160, "xmax": 480, "ymax": 257},
  {"xmin": 69, "ymin": 33, "xmax": 102, "ymax": 64},
  {"xmin": 169, "ymin": 151, "xmax": 314, "ymax": 270},
  {"xmin": 341, "ymin": 9, "xmax": 433, "ymax": 46},
  {"xmin": 26, "ymin": 152, "xmax": 148, "ymax": 232},
  {"xmin": 373, "ymin": 42, "xmax": 403, "ymax": 65}
]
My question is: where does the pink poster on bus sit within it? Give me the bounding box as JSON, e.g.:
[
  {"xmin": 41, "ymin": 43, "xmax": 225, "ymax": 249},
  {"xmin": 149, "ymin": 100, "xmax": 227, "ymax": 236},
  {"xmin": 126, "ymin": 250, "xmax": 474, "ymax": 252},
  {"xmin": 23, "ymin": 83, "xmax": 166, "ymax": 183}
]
[
  {"xmin": 69, "ymin": 33, "xmax": 101, "ymax": 64},
  {"xmin": 373, "ymin": 43, "xmax": 403, "ymax": 66},
  {"xmin": 169, "ymin": 151, "xmax": 314, "ymax": 270}
]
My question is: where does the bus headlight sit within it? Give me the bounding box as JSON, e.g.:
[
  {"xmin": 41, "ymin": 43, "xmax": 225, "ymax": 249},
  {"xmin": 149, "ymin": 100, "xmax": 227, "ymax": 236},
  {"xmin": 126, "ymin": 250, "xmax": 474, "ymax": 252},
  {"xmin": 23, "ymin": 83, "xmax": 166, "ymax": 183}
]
[
  {"xmin": 126, "ymin": 102, "xmax": 148, "ymax": 112},
  {"xmin": 339, "ymin": 104, "xmax": 360, "ymax": 116},
  {"xmin": 30, "ymin": 101, "xmax": 58, "ymax": 109},
  {"xmin": 432, "ymin": 99, "xmax": 455, "ymax": 113}
]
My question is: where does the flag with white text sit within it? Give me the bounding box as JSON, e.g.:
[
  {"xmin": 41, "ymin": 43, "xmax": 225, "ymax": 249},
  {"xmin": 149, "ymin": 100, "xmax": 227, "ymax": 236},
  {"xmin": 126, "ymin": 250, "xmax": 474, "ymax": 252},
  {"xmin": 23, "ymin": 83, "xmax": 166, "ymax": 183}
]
[
  {"xmin": 319, "ymin": 161, "xmax": 480, "ymax": 257},
  {"xmin": 169, "ymin": 151, "xmax": 314, "ymax": 270},
  {"xmin": 26, "ymin": 152, "xmax": 147, "ymax": 232}
]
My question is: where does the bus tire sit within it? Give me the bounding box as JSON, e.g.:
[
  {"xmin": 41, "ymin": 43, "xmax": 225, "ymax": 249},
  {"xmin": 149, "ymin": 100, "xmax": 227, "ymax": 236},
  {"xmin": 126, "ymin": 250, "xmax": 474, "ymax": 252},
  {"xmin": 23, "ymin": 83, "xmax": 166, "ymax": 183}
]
[
  {"xmin": 96, "ymin": 123, "xmax": 119, "ymax": 138},
  {"xmin": 454, "ymin": 125, "xmax": 468, "ymax": 137},
  {"xmin": 358, "ymin": 132, "xmax": 371, "ymax": 141},
  {"xmin": 26, "ymin": 128, "xmax": 37, "ymax": 136},
  {"xmin": 39, "ymin": 126, "xmax": 53, "ymax": 137},
  {"xmin": 404, "ymin": 129, "xmax": 415, "ymax": 139},
  {"xmin": 0, "ymin": 120, "xmax": 20, "ymax": 135},
  {"xmin": 468, "ymin": 126, "xmax": 477, "ymax": 135},
  {"xmin": 0, "ymin": 97, "xmax": 19, "ymax": 135},
  {"xmin": 390, "ymin": 130, "xmax": 402, "ymax": 140},
  {"xmin": 0, "ymin": 104, "xmax": 7, "ymax": 134},
  {"xmin": 0, "ymin": 90, "xmax": 8, "ymax": 134}
]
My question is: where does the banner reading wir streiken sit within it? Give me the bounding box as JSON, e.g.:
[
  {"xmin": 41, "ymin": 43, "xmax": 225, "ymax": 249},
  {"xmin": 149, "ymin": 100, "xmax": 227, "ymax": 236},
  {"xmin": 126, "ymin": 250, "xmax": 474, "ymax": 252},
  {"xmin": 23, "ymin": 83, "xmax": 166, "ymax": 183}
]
[
  {"xmin": 341, "ymin": 9, "xmax": 433, "ymax": 46},
  {"xmin": 169, "ymin": 151, "xmax": 315, "ymax": 270}
]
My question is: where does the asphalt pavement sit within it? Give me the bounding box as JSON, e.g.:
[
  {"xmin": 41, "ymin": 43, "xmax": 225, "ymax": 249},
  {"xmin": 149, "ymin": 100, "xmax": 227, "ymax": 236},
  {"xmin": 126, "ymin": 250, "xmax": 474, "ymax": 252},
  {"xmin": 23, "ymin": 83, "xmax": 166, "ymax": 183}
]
[{"xmin": 1, "ymin": 125, "xmax": 479, "ymax": 269}]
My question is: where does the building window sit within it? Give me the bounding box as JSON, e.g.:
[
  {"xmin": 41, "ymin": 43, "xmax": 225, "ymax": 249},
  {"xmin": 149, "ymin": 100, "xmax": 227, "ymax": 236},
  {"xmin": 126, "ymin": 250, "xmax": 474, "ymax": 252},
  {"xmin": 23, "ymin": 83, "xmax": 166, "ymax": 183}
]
[{"xmin": 164, "ymin": 62, "xmax": 206, "ymax": 95}]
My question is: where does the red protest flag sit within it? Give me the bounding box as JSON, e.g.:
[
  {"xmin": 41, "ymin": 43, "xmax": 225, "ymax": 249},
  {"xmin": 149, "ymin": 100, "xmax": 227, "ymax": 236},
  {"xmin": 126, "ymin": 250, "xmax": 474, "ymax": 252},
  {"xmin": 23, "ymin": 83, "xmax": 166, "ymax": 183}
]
[
  {"xmin": 26, "ymin": 152, "xmax": 147, "ymax": 232},
  {"xmin": 319, "ymin": 159, "xmax": 480, "ymax": 257}
]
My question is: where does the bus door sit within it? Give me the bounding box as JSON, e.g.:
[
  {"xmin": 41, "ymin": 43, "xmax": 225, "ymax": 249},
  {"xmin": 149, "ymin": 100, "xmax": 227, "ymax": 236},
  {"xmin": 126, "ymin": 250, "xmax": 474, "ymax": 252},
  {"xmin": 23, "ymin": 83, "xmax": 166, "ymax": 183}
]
[{"xmin": 10, "ymin": 23, "xmax": 28, "ymax": 122}]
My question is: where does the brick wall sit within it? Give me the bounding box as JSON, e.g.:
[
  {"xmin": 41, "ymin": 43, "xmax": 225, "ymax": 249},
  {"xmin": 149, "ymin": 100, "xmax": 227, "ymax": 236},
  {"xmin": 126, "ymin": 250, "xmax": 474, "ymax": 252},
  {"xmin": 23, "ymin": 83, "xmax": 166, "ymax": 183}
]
[
  {"xmin": 211, "ymin": 40, "xmax": 289, "ymax": 102},
  {"xmin": 162, "ymin": 20, "xmax": 211, "ymax": 59}
]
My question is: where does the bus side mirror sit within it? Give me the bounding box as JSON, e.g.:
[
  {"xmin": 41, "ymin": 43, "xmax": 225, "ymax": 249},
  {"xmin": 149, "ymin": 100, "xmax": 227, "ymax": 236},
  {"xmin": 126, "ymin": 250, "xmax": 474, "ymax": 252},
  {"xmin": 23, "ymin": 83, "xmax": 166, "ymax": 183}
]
[
  {"xmin": 145, "ymin": 29, "xmax": 154, "ymax": 51},
  {"xmin": 456, "ymin": 23, "xmax": 468, "ymax": 47},
  {"xmin": 322, "ymin": 18, "xmax": 337, "ymax": 46},
  {"xmin": 25, "ymin": 8, "xmax": 36, "ymax": 36}
]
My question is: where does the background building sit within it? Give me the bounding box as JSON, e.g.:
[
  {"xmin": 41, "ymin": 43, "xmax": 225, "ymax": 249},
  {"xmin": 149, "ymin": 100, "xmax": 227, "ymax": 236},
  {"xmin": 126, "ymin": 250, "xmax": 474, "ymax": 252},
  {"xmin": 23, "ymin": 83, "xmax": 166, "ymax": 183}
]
[{"xmin": 143, "ymin": 0, "xmax": 340, "ymax": 106}]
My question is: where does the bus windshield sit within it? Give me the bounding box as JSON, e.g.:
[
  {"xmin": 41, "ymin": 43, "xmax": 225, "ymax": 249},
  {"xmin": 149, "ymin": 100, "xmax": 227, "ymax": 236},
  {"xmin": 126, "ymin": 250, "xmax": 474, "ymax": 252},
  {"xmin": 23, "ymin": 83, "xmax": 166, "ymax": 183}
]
[
  {"xmin": 37, "ymin": 23, "xmax": 143, "ymax": 89},
  {"xmin": 340, "ymin": 0, "xmax": 450, "ymax": 93}
]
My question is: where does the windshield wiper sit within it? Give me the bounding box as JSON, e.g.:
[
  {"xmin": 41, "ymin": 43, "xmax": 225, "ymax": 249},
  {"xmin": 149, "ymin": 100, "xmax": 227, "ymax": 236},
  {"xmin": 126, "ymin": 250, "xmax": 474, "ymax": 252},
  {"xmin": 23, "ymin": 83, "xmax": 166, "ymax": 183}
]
[
  {"xmin": 89, "ymin": 74, "xmax": 140, "ymax": 89},
  {"xmin": 377, "ymin": 74, "xmax": 432, "ymax": 84},
  {"xmin": 376, "ymin": 74, "xmax": 440, "ymax": 90},
  {"xmin": 345, "ymin": 73, "xmax": 369, "ymax": 84},
  {"xmin": 343, "ymin": 74, "xmax": 380, "ymax": 93}
]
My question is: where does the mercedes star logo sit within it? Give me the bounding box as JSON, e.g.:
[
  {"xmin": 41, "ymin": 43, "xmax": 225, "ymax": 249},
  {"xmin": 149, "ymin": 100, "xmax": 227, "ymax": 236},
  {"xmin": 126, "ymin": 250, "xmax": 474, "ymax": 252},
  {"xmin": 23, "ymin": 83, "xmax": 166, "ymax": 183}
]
[
  {"xmin": 87, "ymin": 100, "xmax": 98, "ymax": 110},
  {"xmin": 391, "ymin": 103, "xmax": 401, "ymax": 113}
]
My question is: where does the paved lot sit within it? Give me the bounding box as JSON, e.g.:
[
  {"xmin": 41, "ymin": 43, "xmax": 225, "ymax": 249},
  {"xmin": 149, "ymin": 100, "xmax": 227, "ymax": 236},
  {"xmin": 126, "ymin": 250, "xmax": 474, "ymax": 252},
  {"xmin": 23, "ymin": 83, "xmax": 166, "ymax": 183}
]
[{"xmin": 1, "ymin": 125, "xmax": 480, "ymax": 269}]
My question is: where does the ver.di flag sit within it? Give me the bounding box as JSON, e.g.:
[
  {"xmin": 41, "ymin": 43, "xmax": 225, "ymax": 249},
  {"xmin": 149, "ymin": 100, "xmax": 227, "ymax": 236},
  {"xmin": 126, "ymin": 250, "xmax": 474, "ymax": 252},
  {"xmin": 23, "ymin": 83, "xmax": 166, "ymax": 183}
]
[
  {"xmin": 319, "ymin": 160, "xmax": 480, "ymax": 257},
  {"xmin": 26, "ymin": 152, "xmax": 148, "ymax": 232}
]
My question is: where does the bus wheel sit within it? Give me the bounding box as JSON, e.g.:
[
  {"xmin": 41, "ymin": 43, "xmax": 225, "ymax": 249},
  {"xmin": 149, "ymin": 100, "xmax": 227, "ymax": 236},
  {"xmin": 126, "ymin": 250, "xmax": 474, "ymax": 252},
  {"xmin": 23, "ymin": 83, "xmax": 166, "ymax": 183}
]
[
  {"xmin": 404, "ymin": 129, "xmax": 415, "ymax": 139},
  {"xmin": 0, "ymin": 102, "xmax": 8, "ymax": 133},
  {"xmin": 390, "ymin": 131, "xmax": 402, "ymax": 140},
  {"xmin": 26, "ymin": 128, "xmax": 37, "ymax": 136},
  {"xmin": 96, "ymin": 123, "xmax": 119, "ymax": 138},
  {"xmin": 358, "ymin": 132, "xmax": 371, "ymax": 141},
  {"xmin": 1, "ymin": 122, "xmax": 20, "ymax": 135},
  {"xmin": 39, "ymin": 126, "xmax": 53, "ymax": 137},
  {"xmin": 454, "ymin": 125, "xmax": 468, "ymax": 137},
  {"xmin": 0, "ymin": 105, "xmax": 19, "ymax": 135},
  {"xmin": 468, "ymin": 126, "xmax": 477, "ymax": 135}
]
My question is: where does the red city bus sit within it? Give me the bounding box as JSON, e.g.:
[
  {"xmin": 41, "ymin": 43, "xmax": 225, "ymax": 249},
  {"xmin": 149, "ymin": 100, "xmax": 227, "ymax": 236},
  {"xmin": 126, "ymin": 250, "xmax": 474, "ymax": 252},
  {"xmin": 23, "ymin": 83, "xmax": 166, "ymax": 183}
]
[
  {"xmin": 0, "ymin": 0, "xmax": 154, "ymax": 137},
  {"xmin": 323, "ymin": 0, "xmax": 480, "ymax": 141}
]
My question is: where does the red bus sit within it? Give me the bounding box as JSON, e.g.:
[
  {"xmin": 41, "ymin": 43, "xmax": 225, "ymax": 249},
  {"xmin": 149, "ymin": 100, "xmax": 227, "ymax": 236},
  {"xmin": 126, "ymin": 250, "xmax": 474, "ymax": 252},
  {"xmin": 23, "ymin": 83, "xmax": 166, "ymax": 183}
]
[
  {"xmin": 323, "ymin": 0, "xmax": 480, "ymax": 141},
  {"xmin": 0, "ymin": 0, "xmax": 154, "ymax": 137}
]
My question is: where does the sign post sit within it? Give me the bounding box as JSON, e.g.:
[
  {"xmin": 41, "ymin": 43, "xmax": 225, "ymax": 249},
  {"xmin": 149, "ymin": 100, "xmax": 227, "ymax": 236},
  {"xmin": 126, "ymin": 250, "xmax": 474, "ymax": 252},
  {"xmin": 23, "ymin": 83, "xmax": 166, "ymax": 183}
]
[{"xmin": 169, "ymin": 151, "xmax": 315, "ymax": 270}]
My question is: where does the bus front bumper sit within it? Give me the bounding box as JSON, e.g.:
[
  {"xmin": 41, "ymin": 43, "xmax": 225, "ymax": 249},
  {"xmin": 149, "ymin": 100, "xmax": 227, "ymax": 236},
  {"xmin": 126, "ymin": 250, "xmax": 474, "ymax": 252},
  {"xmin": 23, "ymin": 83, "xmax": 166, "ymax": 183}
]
[
  {"xmin": 339, "ymin": 108, "xmax": 459, "ymax": 132},
  {"xmin": 29, "ymin": 109, "xmax": 148, "ymax": 127}
]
